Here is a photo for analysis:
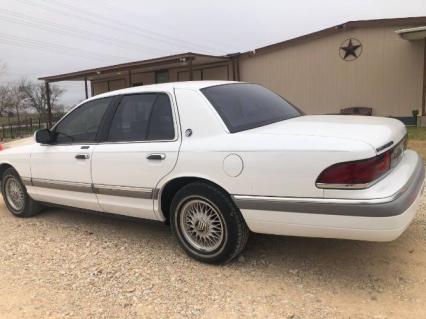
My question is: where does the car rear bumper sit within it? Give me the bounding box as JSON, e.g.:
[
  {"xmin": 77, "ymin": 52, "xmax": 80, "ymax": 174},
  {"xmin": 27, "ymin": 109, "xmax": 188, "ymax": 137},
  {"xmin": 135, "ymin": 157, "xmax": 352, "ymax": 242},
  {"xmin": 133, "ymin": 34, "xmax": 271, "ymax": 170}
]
[{"xmin": 233, "ymin": 151, "xmax": 424, "ymax": 241}]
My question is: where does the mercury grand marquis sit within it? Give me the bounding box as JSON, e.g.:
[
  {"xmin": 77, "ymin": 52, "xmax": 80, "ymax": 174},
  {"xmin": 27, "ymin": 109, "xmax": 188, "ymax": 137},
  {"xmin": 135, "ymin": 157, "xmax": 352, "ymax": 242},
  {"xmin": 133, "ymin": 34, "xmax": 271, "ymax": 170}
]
[{"xmin": 0, "ymin": 81, "xmax": 423, "ymax": 263}]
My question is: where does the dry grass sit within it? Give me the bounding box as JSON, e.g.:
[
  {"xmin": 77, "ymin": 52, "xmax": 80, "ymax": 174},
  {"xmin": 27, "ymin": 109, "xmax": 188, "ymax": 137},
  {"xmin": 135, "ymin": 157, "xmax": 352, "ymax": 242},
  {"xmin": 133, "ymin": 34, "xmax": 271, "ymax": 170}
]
[
  {"xmin": 407, "ymin": 127, "xmax": 426, "ymax": 140},
  {"xmin": 408, "ymin": 140, "xmax": 426, "ymax": 161},
  {"xmin": 407, "ymin": 127, "xmax": 426, "ymax": 160}
]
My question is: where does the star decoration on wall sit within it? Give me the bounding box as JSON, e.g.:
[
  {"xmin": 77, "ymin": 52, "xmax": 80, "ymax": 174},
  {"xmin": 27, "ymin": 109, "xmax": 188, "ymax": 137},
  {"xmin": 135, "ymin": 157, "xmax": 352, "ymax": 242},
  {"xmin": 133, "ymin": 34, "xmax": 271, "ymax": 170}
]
[{"xmin": 339, "ymin": 38, "xmax": 362, "ymax": 61}]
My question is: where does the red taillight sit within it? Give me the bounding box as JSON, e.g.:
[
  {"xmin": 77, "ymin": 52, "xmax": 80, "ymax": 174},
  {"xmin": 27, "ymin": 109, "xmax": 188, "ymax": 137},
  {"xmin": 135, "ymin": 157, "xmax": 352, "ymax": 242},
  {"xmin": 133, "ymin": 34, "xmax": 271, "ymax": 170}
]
[{"xmin": 316, "ymin": 150, "xmax": 391, "ymax": 188}]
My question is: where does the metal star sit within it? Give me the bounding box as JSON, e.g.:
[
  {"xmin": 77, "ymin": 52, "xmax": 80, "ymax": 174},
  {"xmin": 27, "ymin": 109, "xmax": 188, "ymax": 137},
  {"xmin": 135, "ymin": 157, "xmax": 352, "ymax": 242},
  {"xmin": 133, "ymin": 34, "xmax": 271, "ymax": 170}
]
[{"xmin": 340, "ymin": 39, "xmax": 361, "ymax": 60}]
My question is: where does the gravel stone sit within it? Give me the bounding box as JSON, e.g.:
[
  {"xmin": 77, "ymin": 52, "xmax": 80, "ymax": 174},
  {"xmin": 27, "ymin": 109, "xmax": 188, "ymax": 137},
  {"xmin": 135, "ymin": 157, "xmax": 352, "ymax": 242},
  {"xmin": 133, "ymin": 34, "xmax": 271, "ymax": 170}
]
[{"xmin": 0, "ymin": 194, "xmax": 426, "ymax": 318}]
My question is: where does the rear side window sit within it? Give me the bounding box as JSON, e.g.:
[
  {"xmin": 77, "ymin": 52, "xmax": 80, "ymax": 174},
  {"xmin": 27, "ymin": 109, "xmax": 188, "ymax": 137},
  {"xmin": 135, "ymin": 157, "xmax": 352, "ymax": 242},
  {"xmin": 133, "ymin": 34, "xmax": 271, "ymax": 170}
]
[
  {"xmin": 201, "ymin": 83, "xmax": 302, "ymax": 133},
  {"xmin": 146, "ymin": 94, "xmax": 175, "ymax": 140},
  {"xmin": 54, "ymin": 97, "xmax": 112, "ymax": 144},
  {"xmin": 108, "ymin": 93, "xmax": 174, "ymax": 142}
]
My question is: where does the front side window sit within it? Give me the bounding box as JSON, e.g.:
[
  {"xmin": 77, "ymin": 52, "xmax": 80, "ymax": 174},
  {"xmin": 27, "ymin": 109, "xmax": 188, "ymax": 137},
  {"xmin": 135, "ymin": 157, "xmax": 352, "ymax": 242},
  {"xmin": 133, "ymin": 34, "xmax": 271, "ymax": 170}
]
[
  {"xmin": 53, "ymin": 97, "xmax": 112, "ymax": 144},
  {"xmin": 201, "ymin": 83, "xmax": 303, "ymax": 133},
  {"xmin": 108, "ymin": 93, "xmax": 174, "ymax": 142}
]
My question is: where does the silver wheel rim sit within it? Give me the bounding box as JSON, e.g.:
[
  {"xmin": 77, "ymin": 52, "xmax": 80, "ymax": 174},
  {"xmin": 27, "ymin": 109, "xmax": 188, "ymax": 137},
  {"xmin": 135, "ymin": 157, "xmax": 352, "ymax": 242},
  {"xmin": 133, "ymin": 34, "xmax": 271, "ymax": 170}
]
[
  {"xmin": 5, "ymin": 177, "xmax": 25, "ymax": 212},
  {"xmin": 179, "ymin": 198, "xmax": 225, "ymax": 252}
]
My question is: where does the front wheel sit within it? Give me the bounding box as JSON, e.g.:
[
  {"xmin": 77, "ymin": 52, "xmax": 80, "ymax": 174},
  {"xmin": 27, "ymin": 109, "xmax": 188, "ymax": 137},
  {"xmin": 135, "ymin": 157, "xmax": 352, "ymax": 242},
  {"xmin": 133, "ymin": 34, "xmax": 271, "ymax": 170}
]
[
  {"xmin": 170, "ymin": 182, "xmax": 249, "ymax": 264},
  {"xmin": 2, "ymin": 168, "xmax": 41, "ymax": 218}
]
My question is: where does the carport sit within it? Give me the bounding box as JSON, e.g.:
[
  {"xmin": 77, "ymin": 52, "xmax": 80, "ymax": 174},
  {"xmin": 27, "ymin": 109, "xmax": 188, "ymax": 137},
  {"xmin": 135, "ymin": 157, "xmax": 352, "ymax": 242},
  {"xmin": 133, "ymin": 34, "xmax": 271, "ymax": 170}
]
[{"xmin": 38, "ymin": 52, "xmax": 239, "ymax": 127}]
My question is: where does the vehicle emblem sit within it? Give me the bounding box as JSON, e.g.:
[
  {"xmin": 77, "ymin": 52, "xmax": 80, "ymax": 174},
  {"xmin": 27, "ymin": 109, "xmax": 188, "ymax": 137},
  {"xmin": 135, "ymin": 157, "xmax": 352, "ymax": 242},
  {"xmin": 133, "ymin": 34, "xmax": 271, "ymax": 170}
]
[{"xmin": 185, "ymin": 129, "xmax": 193, "ymax": 137}]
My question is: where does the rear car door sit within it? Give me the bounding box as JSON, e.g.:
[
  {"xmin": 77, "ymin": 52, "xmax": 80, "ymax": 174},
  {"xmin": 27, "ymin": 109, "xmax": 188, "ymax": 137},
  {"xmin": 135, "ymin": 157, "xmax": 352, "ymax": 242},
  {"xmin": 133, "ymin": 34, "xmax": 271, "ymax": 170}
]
[
  {"xmin": 29, "ymin": 97, "xmax": 114, "ymax": 211},
  {"xmin": 91, "ymin": 92, "xmax": 180, "ymax": 219}
]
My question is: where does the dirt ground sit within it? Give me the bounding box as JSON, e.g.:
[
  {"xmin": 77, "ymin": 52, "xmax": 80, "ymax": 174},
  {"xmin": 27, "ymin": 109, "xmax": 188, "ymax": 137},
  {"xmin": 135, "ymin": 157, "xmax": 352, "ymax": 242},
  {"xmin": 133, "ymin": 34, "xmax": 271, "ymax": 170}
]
[
  {"xmin": 0, "ymin": 193, "xmax": 425, "ymax": 319},
  {"xmin": 408, "ymin": 140, "xmax": 426, "ymax": 161}
]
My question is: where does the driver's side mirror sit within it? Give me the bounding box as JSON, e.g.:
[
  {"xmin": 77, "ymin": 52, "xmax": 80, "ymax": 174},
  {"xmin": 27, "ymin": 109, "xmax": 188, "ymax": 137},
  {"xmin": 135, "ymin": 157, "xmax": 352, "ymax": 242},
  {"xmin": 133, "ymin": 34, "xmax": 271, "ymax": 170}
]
[{"xmin": 35, "ymin": 128, "xmax": 52, "ymax": 144}]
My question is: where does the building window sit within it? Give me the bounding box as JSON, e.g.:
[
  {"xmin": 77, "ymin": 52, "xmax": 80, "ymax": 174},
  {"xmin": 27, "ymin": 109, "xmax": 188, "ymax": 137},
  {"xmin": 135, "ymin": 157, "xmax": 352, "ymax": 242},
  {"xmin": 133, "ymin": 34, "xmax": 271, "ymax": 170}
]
[{"xmin": 155, "ymin": 70, "xmax": 169, "ymax": 84}]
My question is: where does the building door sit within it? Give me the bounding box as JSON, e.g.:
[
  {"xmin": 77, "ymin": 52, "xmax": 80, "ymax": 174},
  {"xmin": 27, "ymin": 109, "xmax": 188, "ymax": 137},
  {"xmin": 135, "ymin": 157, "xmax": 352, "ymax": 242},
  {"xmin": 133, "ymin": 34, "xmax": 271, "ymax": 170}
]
[{"xmin": 155, "ymin": 70, "xmax": 169, "ymax": 83}]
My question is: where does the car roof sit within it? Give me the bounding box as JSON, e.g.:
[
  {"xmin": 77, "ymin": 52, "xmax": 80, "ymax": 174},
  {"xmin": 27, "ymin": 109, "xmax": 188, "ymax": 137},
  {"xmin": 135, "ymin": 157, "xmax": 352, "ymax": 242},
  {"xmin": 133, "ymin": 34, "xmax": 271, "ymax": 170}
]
[{"xmin": 93, "ymin": 80, "xmax": 239, "ymax": 99}]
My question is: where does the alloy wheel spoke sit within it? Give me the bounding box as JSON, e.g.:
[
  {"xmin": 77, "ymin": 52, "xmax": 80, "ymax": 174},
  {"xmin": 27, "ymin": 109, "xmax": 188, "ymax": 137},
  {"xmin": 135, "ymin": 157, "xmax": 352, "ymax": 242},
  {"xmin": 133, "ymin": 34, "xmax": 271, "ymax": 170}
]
[
  {"xmin": 180, "ymin": 199, "xmax": 225, "ymax": 252},
  {"xmin": 6, "ymin": 178, "xmax": 24, "ymax": 211}
]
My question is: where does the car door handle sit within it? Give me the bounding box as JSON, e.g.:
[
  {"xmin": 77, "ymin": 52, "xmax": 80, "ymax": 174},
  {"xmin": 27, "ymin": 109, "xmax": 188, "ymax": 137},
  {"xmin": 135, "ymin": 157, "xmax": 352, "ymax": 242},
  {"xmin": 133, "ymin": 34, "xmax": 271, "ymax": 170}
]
[
  {"xmin": 146, "ymin": 153, "xmax": 166, "ymax": 160},
  {"xmin": 75, "ymin": 154, "xmax": 90, "ymax": 160}
]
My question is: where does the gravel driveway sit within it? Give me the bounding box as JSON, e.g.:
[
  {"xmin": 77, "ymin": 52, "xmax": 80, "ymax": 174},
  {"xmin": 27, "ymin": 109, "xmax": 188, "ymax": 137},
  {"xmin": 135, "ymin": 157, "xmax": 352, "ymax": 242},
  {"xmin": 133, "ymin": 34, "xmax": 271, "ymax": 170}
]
[{"xmin": 0, "ymin": 194, "xmax": 425, "ymax": 319}]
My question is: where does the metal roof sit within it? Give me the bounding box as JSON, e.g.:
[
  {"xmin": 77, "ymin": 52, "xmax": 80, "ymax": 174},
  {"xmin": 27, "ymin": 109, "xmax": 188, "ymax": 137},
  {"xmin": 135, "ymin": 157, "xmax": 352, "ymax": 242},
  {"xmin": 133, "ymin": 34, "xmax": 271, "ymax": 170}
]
[
  {"xmin": 38, "ymin": 52, "xmax": 231, "ymax": 82},
  {"xmin": 241, "ymin": 16, "xmax": 426, "ymax": 57},
  {"xmin": 243, "ymin": 16, "xmax": 426, "ymax": 56},
  {"xmin": 39, "ymin": 16, "xmax": 426, "ymax": 82}
]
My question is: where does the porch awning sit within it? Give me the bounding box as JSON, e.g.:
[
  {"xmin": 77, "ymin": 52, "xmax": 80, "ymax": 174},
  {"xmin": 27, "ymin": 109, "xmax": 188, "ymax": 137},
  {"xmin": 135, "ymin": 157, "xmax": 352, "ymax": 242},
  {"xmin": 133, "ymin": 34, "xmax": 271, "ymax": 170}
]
[
  {"xmin": 38, "ymin": 52, "xmax": 231, "ymax": 82},
  {"xmin": 396, "ymin": 26, "xmax": 426, "ymax": 40}
]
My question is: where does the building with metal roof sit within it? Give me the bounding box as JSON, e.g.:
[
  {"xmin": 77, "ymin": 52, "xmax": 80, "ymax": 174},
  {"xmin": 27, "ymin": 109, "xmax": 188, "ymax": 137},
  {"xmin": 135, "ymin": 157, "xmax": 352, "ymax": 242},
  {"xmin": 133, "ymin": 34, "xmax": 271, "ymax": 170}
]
[{"xmin": 40, "ymin": 16, "xmax": 426, "ymax": 125}]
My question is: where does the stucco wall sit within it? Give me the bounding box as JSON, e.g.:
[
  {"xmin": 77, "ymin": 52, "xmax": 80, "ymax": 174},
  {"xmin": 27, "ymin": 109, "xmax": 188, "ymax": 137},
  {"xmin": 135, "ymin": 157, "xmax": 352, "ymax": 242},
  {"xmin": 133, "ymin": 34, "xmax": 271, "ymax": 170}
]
[{"xmin": 239, "ymin": 26, "xmax": 425, "ymax": 117}]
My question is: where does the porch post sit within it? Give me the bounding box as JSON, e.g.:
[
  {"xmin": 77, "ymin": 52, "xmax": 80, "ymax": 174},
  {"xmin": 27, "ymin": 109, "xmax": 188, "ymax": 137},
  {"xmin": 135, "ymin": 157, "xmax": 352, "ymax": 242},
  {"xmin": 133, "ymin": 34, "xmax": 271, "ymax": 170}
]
[
  {"xmin": 45, "ymin": 81, "xmax": 52, "ymax": 129},
  {"xmin": 128, "ymin": 70, "xmax": 133, "ymax": 87},
  {"xmin": 422, "ymin": 39, "xmax": 426, "ymax": 116},
  {"xmin": 228, "ymin": 53, "xmax": 241, "ymax": 81},
  {"xmin": 91, "ymin": 81, "xmax": 95, "ymax": 97},
  {"xmin": 235, "ymin": 57, "xmax": 241, "ymax": 81},
  {"xmin": 231, "ymin": 59, "xmax": 236, "ymax": 81},
  {"xmin": 188, "ymin": 57, "xmax": 193, "ymax": 81},
  {"xmin": 84, "ymin": 77, "xmax": 89, "ymax": 99}
]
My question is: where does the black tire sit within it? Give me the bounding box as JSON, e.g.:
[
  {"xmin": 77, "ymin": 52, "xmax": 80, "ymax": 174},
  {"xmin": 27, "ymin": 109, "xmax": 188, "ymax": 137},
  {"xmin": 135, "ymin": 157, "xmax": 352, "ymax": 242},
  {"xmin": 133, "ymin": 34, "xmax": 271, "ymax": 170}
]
[
  {"xmin": 1, "ymin": 168, "xmax": 42, "ymax": 218},
  {"xmin": 170, "ymin": 182, "xmax": 249, "ymax": 264}
]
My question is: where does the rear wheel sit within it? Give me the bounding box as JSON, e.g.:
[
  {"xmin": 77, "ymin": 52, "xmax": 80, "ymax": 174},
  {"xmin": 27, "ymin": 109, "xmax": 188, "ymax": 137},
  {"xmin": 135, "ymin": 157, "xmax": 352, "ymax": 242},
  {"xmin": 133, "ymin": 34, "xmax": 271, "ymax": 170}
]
[
  {"xmin": 170, "ymin": 182, "xmax": 249, "ymax": 264},
  {"xmin": 2, "ymin": 168, "xmax": 41, "ymax": 218}
]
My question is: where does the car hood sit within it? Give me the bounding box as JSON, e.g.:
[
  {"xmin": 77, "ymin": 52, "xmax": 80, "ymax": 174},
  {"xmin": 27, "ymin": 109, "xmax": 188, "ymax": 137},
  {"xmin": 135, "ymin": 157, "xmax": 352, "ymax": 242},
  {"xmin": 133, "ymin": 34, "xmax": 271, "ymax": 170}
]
[{"xmin": 243, "ymin": 115, "xmax": 406, "ymax": 152}]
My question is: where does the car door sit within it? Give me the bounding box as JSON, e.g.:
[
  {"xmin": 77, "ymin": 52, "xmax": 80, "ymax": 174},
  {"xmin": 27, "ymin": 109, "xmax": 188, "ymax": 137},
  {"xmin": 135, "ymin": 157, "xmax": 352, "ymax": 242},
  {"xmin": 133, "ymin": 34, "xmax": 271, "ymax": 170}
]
[
  {"xmin": 29, "ymin": 97, "xmax": 114, "ymax": 211},
  {"xmin": 91, "ymin": 92, "xmax": 180, "ymax": 220}
]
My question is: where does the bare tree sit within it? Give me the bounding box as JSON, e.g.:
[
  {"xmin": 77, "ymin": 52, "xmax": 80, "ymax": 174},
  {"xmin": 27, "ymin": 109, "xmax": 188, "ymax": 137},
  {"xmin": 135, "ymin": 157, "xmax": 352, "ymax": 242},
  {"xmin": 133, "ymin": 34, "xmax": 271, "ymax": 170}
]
[
  {"xmin": 0, "ymin": 61, "xmax": 6, "ymax": 77},
  {"xmin": 0, "ymin": 62, "xmax": 8, "ymax": 115},
  {"xmin": 19, "ymin": 79, "xmax": 65, "ymax": 117},
  {"xmin": 49, "ymin": 84, "xmax": 65, "ymax": 114},
  {"xmin": 10, "ymin": 84, "xmax": 29, "ymax": 124},
  {"xmin": 0, "ymin": 83, "xmax": 29, "ymax": 122},
  {"xmin": 0, "ymin": 85, "xmax": 12, "ymax": 117},
  {"xmin": 0, "ymin": 63, "xmax": 11, "ymax": 117}
]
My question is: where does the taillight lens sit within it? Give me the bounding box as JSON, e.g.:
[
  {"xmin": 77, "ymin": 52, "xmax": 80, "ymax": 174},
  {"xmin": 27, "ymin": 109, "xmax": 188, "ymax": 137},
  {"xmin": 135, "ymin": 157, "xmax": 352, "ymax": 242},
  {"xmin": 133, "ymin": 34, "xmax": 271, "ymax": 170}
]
[{"xmin": 316, "ymin": 150, "xmax": 391, "ymax": 188}]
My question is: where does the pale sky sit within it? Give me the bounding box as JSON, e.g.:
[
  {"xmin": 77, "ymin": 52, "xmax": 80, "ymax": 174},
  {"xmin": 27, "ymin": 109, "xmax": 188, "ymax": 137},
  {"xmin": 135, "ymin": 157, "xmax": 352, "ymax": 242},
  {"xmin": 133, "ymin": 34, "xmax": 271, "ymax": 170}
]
[{"xmin": 1, "ymin": 0, "xmax": 426, "ymax": 109}]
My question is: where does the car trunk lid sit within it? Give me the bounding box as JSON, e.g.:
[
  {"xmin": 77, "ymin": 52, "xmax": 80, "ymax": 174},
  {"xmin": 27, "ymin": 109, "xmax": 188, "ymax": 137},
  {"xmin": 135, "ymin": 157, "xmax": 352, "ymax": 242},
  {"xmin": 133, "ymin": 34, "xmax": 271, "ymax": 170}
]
[{"xmin": 244, "ymin": 115, "xmax": 406, "ymax": 153}]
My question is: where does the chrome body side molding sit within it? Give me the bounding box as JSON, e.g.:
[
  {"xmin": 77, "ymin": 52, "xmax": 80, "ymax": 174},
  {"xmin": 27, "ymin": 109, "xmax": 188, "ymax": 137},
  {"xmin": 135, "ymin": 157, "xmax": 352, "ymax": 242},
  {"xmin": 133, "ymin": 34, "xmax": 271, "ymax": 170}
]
[
  {"xmin": 93, "ymin": 184, "xmax": 153, "ymax": 199},
  {"xmin": 25, "ymin": 178, "xmax": 156, "ymax": 199},
  {"xmin": 233, "ymin": 154, "xmax": 425, "ymax": 218},
  {"xmin": 20, "ymin": 177, "xmax": 32, "ymax": 185},
  {"xmin": 31, "ymin": 178, "xmax": 93, "ymax": 193}
]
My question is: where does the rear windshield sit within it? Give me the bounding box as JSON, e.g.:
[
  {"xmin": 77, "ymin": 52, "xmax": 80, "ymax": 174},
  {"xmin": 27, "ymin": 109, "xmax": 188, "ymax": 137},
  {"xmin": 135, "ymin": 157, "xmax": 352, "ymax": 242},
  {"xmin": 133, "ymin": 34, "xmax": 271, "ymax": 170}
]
[{"xmin": 201, "ymin": 83, "xmax": 303, "ymax": 133}]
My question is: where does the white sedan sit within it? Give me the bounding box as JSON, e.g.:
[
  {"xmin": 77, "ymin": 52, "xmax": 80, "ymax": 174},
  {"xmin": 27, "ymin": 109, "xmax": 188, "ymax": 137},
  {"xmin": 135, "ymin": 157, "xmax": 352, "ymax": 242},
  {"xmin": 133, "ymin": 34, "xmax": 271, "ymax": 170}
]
[{"xmin": 0, "ymin": 81, "xmax": 423, "ymax": 264}]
